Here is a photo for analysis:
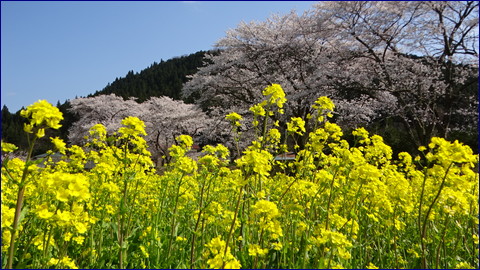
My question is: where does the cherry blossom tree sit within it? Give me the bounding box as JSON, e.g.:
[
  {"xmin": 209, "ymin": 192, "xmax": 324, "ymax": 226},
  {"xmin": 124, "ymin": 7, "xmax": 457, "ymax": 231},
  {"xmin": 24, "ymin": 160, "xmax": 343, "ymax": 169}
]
[
  {"xmin": 183, "ymin": 1, "xmax": 478, "ymax": 150},
  {"xmin": 68, "ymin": 94, "xmax": 227, "ymax": 166},
  {"xmin": 314, "ymin": 1, "xmax": 478, "ymax": 147},
  {"xmin": 140, "ymin": 96, "xmax": 230, "ymax": 165},
  {"xmin": 68, "ymin": 94, "xmax": 138, "ymax": 143},
  {"xmin": 182, "ymin": 11, "xmax": 343, "ymax": 120}
]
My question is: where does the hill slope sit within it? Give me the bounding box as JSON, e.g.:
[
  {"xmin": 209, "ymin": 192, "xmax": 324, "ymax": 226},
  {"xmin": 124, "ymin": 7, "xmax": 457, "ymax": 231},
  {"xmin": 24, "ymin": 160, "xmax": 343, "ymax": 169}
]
[{"xmin": 90, "ymin": 50, "xmax": 210, "ymax": 102}]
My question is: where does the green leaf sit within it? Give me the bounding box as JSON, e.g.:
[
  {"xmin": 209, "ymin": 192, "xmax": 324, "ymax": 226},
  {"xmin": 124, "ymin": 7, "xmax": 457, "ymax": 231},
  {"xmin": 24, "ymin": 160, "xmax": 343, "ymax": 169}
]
[{"xmin": 18, "ymin": 206, "xmax": 29, "ymax": 225}]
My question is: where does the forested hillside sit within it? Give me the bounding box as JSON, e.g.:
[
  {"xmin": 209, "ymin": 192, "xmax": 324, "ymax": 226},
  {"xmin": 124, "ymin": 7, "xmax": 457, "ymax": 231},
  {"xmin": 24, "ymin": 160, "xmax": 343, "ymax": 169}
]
[{"xmin": 90, "ymin": 50, "xmax": 212, "ymax": 102}]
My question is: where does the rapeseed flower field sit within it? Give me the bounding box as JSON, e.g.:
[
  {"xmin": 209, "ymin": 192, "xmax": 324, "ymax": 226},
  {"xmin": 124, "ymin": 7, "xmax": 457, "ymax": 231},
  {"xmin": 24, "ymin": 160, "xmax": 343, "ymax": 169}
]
[{"xmin": 2, "ymin": 85, "xmax": 478, "ymax": 269}]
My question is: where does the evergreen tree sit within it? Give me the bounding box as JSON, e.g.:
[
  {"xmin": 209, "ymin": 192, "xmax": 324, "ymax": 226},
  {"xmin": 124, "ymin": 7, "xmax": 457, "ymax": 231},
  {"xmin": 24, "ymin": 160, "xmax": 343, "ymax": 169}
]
[{"xmin": 90, "ymin": 50, "xmax": 211, "ymax": 103}]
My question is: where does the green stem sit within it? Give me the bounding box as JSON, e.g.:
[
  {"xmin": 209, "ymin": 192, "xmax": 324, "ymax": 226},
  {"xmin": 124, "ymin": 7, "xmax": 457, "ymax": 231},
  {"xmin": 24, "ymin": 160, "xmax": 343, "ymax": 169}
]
[
  {"xmin": 325, "ymin": 169, "xmax": 339, "ymax": 230},
  {"xmin": 6, "ymin": 135, "xmax": 36, "ymax": 269},
  {"xmin": 261, "ymin": 110, "xmax": 270, "ymax": 149},
  {"xmin": 417, "ymin": 167, "xmax": 428, "ymax": 268},
  {"xmin": 255, "ymin": 229, "xmax": 265, "ymax": 269},
  {"xmin": 190, "ymin": 172, "xmax": 214, "ymax": 268},
  {"xmin": 222, "ymin": 185, "xmax": 244, "ymax": 268},
  {"xmin": 167, "ymin": 175, "xmax": 184, "ymax": 260},
  {"xmin": 420, "ymin": 162, "xmax": 453, "ymax": 269},
  {"xmin": 435, "ymin": 214, "xmax": 449, "ymax": 269},
  {"xmin": 189, "ymin": 208, "xmax": 203, "ymax": 269},
  {"xmin": 326, "ymin": 249, "xmax": 334, "ymax": 269},
  {"xmin": 277, "ymin": 177, "xmax": 298, "ymax": 204},
  {"xmin": 392, "ymin": 206, "xmax": 399, "ymax": 269},
  {"xmin": 118, "ymin": 216, "xmax": 124, "ymax": 269},
  {"xmin": 118, "ymin": 173, "xmax": 130, "ymax": 269}
]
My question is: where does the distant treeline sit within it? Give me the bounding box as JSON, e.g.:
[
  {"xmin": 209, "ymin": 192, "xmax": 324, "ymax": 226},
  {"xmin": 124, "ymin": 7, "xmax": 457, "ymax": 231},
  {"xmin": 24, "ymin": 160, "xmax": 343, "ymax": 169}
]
[{"xmin": 90, "ymin": 50, "xmax": 214, "ymax": 102}]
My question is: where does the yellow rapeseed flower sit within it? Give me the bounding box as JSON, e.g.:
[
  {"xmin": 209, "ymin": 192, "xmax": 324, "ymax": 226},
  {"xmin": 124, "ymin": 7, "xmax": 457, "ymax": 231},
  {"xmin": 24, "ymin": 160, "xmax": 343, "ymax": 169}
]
[
  {"xmin": 248, "ymin": 244, "xmax": 269, "ymax": 257},
  {"xmin": 250, "ymin": 104, "xmax": 266, "ymax": 116},
  {"xmin": 176, "ymin": 134, "xmax": 194, "ymax": 148},
  {"xmin": 20, "ymin": 100, "xmax": 63, "ymax": 131},
  {"xmin": 119, "ymin": 116, "xmax": 147, "ymax": 137},
  {"xmin": 225, "ymin": 112, "xmax": 242, "ymax": 127},
  {"xmin": 313, "ymin": 96, "xmax": 335, "ymax": 112},
  {"xmin": 48, "ymin": 258, "xmax": 60, "ymax": 266},
  {"xmin": 176, "ymin": 236, "xmax": 187, "ymax": 242},
  {"xmin": 1, "ymin": 207, "xmax": 15, "ymax": 228},
  {"xmin": 204, "ymin": 236, "xmax": 241, "ymax": 269},
  {"xmin": 140, "ymin": 245, "xmax": 150, "ymax": 258},
  {"xmin": 262, "ymin": 84, "xmax": 287, "ymax": 109},
  {"xmin": 287, "ymin": 117, "xmax": 306, "ymax": 135},
  {"xmin": 1, "ymin": 141, "xmax": 18, "ymax": 153},
  {"xmin": 236, "ymin": 149, "xmax": 272, "ymax": 177},
  {"xmin": 72, "ymin": 236, "xmax": 85, "ymax": 245},
  {"xmin": 60, "ymin": 256, "xmax": 78, "ymax": 269},
  {"xmin": 36, "ymin": 204, "xmax": 54, "ymax": 219},
  {"xmin": 454, "ymin": 262, "xmax": 474, "ymax": 269},
  {"xmin": 51, "ymin": 137, "xmax": 67, "ymax": 153}
]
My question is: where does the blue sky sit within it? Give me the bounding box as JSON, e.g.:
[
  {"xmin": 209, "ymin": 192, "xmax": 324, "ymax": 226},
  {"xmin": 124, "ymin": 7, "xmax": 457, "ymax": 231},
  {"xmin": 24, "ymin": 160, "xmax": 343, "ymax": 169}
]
[{"xmin": 1, "ymin": 1, "xmax": 317, "ymax": 112}]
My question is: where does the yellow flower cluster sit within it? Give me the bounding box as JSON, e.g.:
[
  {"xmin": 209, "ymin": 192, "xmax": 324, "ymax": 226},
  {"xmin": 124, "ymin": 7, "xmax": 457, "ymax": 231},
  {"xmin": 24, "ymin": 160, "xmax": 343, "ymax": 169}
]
[
  {"xmin": 48, "ymin": 256, "xmax": 78, "ymax": 269},
  {"xmin": 20, "ymin": 99, "xmax": 63, "ymax": 138},
  {"xmin": 251, "ymin": 200, "xmax": 283, "ymax": 240},
  {"xmin": 236, "ymin": 148, "xmax": 272, "ymax": 178},
  {"xmin": 1, "ymin": 141, "xmax": 18, "ymax": 153},
  {"xmin": 249, "ymin": 104, "xmax": 266, "ymax": 117},
  {"xmin": 203, "ymin": 236, "xmax": 241, "ymax": 269},
  {"xmin": 287, "ymin": 117, "xmax": 306, "ymax": 135},
  {"xmin": 311, "ymin": 227, "xmax": 353, "ymax": 260},
  {"xmin": 225, "ymin": 112, "xmax": 242, "ymax": 127},
  {"xmin": 119, "ymin": 116, "xmax": 147, "ymax": 137},
  {"xmin": 248, "ymin": 244, "xmax": 269, "ymax": 257},
  {"xmin": 262, "ymin": 83, "xmax": 287, "ymax": 110},
  {"xmin": 312, "ymin": 96, "xmax": 335, "ymax": 122}
]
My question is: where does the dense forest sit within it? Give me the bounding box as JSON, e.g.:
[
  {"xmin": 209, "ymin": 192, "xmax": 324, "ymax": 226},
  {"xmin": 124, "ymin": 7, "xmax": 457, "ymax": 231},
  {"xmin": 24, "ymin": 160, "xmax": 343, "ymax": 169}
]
[
  {"xmin": 1, "ymin": 51, "xmax": 210, "ymax": 155},
  {"xmin": 90, "ymin": 50, "xmax": 212, "ymax": 102}
]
